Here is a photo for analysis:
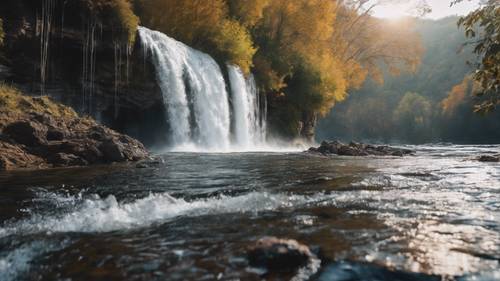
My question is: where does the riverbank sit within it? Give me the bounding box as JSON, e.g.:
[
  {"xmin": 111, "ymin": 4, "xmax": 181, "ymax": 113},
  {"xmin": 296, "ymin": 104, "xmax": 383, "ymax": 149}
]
[{"xmin": 0, "ymin": 85, "xmax": 149, "ymax": 171}]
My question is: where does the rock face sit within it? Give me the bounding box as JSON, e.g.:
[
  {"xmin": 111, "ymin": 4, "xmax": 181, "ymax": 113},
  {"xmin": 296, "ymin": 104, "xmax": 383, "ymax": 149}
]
[
  {"xmin": 308, "ymin": 140, "xmax": 414, "ymax": 157},
  {"xmin": 247, "ymin": 237, "xmax": 315, "ymax": 272},
  {"xmin": 0, "ymin": 111, "xmax": 149, "ymax": 171},
  {"xmin": 0, "ymin": 0, "xmax": 168, "ymax": 147}
]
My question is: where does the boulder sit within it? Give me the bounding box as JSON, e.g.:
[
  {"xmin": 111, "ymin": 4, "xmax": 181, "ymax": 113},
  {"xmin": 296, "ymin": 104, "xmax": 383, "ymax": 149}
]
[
  {"xmin": 478, "ymin": 155, "xmax": 500, "ymax": 162},
  {"xmin": 0, "ymin": 111, "xmax": 149, "ymax": 171},
  {"xmin": 99, "ymin": 138, "xmax": 126, "ymax": 163},
  {"xmin": 247, "ymin": 237, "xmax": 314, "ymax": 272},
  {"xmin": 308, "ymin": 140, "xmax": 414, "ymax": 157}
]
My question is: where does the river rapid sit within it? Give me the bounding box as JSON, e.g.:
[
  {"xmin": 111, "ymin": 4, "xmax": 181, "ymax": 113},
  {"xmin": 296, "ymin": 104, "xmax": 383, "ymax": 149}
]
[{"xmin": 0, "ymin": 145, "xmax": 499, "ymax": 280}]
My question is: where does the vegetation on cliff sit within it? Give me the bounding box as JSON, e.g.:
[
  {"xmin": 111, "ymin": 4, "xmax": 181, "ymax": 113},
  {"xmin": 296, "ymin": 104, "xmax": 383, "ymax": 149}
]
[
  {"xmin": 0, "ymin": 84, "xmax": 76, "ymax": 123},
  {"xmin": 81, "ymin": 0, "xmax": 139, "ymax": 44}
]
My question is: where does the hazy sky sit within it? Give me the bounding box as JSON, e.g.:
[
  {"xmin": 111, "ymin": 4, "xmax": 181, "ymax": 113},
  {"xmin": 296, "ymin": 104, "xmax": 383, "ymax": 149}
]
[{"xmin": 372, "ymin": 0, "xmax": 480, "ymax": 19}]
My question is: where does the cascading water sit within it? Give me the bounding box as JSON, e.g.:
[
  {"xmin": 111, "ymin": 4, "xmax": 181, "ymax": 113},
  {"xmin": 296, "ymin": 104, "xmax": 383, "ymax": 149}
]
[
  {"xmin": 139, "ymin": 26, "xmax": 231, "ymax": 150},
  {"xmin": 139, "ymin": 26, "xmax": 268, "ymax": 151},
  {"xmin": 227, "ymin": 65, "xmax": 266, "ymax": 148}
]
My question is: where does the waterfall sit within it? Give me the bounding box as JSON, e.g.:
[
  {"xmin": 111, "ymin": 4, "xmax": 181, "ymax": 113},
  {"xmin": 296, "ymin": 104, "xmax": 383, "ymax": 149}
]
[
  {"xmin": 138, "ymin": 26, "xmax": 268, "ymax": 151},
  {"xmin": 39, "ymin": 0, "xmax": 55, "ymax": 95},
  {"xmin": 139, "ymin": 27, "xmax": 230, "ymax": 150},
  {"xmin": 227, "ymin": 65, "xmax": 266, "ymax": 148}
]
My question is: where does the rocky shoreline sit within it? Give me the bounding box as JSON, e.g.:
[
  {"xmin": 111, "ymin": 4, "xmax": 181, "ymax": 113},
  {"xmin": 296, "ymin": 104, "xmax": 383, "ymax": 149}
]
[
  {"xmin": 0, "ymin": 91, "xmax": 149, "ymax": 171},
  {"xmin": 308, "ymin": 140, "xmax": 414, "ymax": 157}
]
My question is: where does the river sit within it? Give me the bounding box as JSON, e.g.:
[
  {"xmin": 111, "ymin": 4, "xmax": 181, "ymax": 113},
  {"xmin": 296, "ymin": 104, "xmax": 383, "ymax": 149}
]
[{"xmin": 0, "ymin": 145, "xmax": 499, "ymax": 280}]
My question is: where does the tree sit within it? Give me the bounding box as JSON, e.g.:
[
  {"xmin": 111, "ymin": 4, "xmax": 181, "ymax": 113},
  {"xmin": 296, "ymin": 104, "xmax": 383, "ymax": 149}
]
[
  {"xmin": 332, "ymin": 0, "xmax": 424, "ymax": 88},
  {"xmin": 227, "ymin": 0, "xmax": 270, "ymax": 28},
  {"xmin": 457, "ymin": 0, "xmax": 500, "ymax": 112},
  {"xmin": 393, "ymin": 92, "xmax": 433, "ymax": 142},
  {"xmin": 135, "ymin": 0, "xmax": 256, "ymax": 72}
]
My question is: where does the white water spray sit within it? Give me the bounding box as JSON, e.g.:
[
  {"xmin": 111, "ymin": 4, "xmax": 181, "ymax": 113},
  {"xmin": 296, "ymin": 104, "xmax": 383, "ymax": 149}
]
[{"xmin": 228, "ymin": 65, "xmax": 266, "ymax": 148}]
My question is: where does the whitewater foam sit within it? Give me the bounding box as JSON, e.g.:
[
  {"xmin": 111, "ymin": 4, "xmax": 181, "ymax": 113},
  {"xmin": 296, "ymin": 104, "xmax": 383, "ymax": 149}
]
[{"xmin": 0, "ymin": 191, "xmax": 328, "ymax": 237}]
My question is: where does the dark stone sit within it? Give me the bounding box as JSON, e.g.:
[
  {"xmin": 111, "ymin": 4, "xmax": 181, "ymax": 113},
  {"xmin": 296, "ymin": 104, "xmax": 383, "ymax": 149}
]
[
  {"xmin": 308, "ymin": 140, "xmax": 414, "ymax": 157},
  {"xmin": 46, "ymin": 128, "xmax": 65, "ymax": 141},
  {"xmin": 99, "ymin": 138, "xmax": 126, "ymax": 163},
  {"xmin": 247, "ymin": 237, "xmax": 314, "ymax": 272},
  {"xmin": 478, "ymin": 155, "xmax": 500, "ymax": 162},
  {"xmin": 47, "ymin": 153, "xmax": 88, "ymax": 167}
]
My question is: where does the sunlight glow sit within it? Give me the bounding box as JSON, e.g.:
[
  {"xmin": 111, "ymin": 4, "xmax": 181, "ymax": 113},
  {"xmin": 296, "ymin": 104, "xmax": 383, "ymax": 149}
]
[
  {"xmin": 372, "ymin": 0, "xmax": 480, "ymax": 20},
  {"xmin": 372, "ymin": 4, "xmax": 413, "ymax": 20}
]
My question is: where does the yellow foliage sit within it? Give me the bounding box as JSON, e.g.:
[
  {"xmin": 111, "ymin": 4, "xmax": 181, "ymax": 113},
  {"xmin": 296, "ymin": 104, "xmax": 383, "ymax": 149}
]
[
  {"xmin": 213, "ymin": 20, "xmax": 257, "ymax": 74},
  {"xmin": 83, "ymin": 0, "xmax": 139, "ymax": 44},
  {"xmin": 228, "ymin": 0, "xmax": 270, "ymax": 28},
  {"xmin": 441, "ymin": 76, "xmax": 481, "ymax": 115}
]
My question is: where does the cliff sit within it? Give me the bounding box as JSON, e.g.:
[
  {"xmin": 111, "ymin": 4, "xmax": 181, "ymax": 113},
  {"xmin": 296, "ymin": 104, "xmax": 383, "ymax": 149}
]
[{"xmin": 0, "ymin": 0, "xmax": 168, "ymax": 147}]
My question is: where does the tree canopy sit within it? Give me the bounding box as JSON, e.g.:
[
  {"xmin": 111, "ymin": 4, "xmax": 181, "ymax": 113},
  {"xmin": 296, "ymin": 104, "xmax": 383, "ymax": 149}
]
[{"xmin": 457, "ymin": 0, "xmax": 500, "ymax": 113}]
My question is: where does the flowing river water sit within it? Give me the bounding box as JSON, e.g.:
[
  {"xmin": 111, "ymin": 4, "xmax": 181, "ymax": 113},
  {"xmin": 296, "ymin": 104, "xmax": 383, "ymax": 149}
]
[{"xmin": 0, "ymin": 145, "xmax": 499, "ymax": 280}]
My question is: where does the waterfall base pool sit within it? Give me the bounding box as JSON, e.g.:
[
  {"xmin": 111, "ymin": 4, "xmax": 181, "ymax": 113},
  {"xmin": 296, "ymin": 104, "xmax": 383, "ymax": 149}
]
[{"xmin": 0, "ymin": 145, "xmax": 499, "ymax": 280}]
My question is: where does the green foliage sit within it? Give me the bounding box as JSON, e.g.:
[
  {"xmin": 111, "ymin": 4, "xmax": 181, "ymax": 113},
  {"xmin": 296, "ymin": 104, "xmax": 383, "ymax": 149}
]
[
  {"xmin": 457, "ymin": 0, "xmax": 500, "ymax": 113},
  {"xmin": 393, "ymin": 92, "xmax": 433, "ymax": 142}
]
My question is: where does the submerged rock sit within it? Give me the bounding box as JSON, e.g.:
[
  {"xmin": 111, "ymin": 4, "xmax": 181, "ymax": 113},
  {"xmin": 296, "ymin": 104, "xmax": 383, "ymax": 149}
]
[
  {"xmin": 478, "ymin": 154, "xmax": 500, "ymax": 162},
  {"xmin": 308, "ymin": 140, "xmax": 414, "ymax": 157},
  {"xmin": 247, "ymin": 237, "xmax": 315, "ymax": 273},
  {"xmin": 0, "ymin": 91, "xmax": 149, "ymax": 171}
]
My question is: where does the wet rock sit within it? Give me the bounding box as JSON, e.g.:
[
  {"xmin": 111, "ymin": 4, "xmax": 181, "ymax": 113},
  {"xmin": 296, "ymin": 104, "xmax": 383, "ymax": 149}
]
[
  {"xmin": 308, "ymin": 140, "xmax": 414, "ymax": 157},
  {"xmin": 478, "ymin": 154, "xmax": 500, "ymax": 162},
  {"xmin": 247, "ymin": 237, "xmax": 314, "ymax": 272}
]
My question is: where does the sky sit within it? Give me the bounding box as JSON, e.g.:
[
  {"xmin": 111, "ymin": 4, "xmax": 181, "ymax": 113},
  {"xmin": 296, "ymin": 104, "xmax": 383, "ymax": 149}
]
[{"xmin": 372, "ymin": 0, "xmax": 481, "ymax": 19}]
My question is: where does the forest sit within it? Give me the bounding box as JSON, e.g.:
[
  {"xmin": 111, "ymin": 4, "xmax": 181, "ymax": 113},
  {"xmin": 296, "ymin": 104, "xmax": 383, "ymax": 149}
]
[{"xmin": 317, "ymin": 16, "xmax": 500, "ymax": 144}]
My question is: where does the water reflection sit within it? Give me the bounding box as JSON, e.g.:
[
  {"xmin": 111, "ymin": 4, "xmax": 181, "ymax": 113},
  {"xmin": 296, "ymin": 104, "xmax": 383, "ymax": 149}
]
[{"xmin": 0, "ymin": 145, "xmax": 498, "ymax": 280}]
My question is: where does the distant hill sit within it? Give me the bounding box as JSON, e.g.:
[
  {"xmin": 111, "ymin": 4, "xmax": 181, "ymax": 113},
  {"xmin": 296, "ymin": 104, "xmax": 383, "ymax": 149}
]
[{"xmin": 316, "ymin": 17, "xmax": 500, "ymax": 144}]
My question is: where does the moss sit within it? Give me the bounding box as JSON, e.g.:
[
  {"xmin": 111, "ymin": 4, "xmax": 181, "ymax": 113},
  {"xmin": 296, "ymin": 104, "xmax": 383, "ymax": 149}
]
[
  {"xmin": 80, "ymin": 0, "xmax": 139, "ymax": 44},
  {"xmin": 0, "ymin": 84, "xmax": 78, "ymax": 119},
  {"xmin": 109, "ymin": 0, "xmax": 139, "ymax": 44}
]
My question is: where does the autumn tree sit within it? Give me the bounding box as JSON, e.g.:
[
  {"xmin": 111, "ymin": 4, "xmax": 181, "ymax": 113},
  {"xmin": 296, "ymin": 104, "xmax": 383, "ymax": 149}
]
[
  {"xmin": 456, "ymin": 0, "xmax": 500, "ymax": 112},
  {"xmin": 134, "ymin": 0, "xmax": 256, "ymax": 72},
  {"xmin": 250, "ymin": 0, "xmax": 348, "ymax": 137}
]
